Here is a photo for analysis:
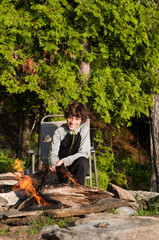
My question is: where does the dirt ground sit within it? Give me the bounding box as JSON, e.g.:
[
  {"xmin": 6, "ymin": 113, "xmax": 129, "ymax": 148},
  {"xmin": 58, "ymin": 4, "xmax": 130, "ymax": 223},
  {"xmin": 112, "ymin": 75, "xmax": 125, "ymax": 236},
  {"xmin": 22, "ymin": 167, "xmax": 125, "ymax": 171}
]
[
  {"xmin": 0, "ymin": 224, "xmax": 45, "ymax": 240},
  {"xmin": 0, "ymin": 215, "xmax": 77, "ymax": 240},
  {"xmin": 0, "ymin": 226, "xmax": 43, "ymax": 240}
]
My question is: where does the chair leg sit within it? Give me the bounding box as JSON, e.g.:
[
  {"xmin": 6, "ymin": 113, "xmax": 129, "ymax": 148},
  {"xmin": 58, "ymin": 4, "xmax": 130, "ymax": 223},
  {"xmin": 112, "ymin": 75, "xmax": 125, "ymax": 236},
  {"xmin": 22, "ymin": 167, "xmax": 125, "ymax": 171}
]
[
  {"xmin": 93, "ymin": 151, "xmax": 98, "ymax": 187},
  {"xmin": 85, "ymin": 149, "xmax": 98, "ymax": 187},
  {"xmin": 85, "ymin": 155, "xmax": 92, "ymax": 187},
  {"xmin": 87, "ymin": 155, "xmax": 92, "ymax": 187},
  {"xmin": 91, "ymin": 148, "xmax": 98, "ymax": 187}
]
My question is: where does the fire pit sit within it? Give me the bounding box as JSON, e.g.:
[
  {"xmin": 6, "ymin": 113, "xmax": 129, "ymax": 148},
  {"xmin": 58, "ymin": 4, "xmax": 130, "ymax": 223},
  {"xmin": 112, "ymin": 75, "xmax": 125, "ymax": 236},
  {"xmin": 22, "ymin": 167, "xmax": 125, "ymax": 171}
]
[{"xmin": 0, "ymin": 169, "xmax": 137, "ymax": 227}]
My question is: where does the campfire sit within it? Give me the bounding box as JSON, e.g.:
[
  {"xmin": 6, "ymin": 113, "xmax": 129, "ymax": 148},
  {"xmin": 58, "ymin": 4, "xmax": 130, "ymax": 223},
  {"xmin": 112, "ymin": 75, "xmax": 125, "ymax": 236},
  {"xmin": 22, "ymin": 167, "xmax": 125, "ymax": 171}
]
[
  {"xmin": 0, "ymin": 165, "xmax": 138, "ymax": 226},
  {"xmin": 12, "ymin": 164, "xmax": 80, "ymax": 207}
]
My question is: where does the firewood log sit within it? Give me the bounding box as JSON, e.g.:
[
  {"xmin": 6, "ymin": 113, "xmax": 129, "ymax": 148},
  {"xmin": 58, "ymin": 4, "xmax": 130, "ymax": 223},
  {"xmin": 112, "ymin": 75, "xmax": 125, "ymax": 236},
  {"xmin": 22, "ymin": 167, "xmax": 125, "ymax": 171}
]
[
  {"xmin": 39, "ymin": 185, "xmax": 113, "ymax": 207},
  {"xmin": 44, "ymin": 198, "xmax": 138, "ymax": 218}
]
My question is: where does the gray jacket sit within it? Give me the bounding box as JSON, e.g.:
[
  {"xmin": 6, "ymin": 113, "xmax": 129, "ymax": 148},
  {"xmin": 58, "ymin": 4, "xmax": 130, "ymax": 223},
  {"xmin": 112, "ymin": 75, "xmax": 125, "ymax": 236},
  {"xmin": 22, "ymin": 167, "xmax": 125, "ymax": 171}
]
[{"xmin": 50, "ymin": 123, "xmax": 90, "ymax": 167}]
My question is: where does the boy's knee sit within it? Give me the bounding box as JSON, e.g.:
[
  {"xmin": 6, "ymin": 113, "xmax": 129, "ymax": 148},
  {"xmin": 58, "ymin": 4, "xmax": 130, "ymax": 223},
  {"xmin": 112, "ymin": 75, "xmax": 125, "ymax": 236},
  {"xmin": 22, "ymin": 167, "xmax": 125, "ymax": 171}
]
[{"xmin": 76, "ymin": 157, "xmax": 89, "ymax": 167}]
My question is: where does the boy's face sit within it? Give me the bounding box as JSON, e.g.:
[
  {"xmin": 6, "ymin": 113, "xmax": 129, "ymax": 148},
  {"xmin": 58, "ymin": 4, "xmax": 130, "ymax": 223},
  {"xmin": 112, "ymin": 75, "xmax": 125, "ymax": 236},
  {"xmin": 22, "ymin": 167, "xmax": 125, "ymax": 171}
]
[{"xmin": 67, "ymin": 115, "xmax": 82, "ymax": 130}]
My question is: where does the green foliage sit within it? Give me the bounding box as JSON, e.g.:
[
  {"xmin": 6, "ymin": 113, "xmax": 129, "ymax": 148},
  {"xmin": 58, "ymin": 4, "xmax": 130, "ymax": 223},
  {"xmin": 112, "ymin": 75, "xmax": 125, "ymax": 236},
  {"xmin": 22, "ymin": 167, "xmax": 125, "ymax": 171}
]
[
  {"xmin": 0, "ymin": 227, "xmax": 9, "ymax": 236},
  {"xmin": 0, "ymin": 0, "xmax": 159, "ymax": 126},
  {"xmin": 111, "ymin": 171, "xmax": 128, "ymax": 188},
  {"xmin": 93, "ymin": 128, "xmax": 151, "ymax": 190},
  {"xmin": 93, "ymin": 129, "xmax": 115, "ymax": 189},
  {"xmin": 28, "ymin": 213, "xmax": 74, "ymax": 234},
  {"xmin": 93, "ymin": 129, "xmax": 130, "ymax": 189},
  {"xmin": 57, "ymin": 217, "xmax": 74, "ymax": 228},
  {"xmin": 29, "ymin": 133, "xmax": 39, "ymax": 152},
  {"xmin": 97, "ymin": 171, "xmax": 110, "ymax": 190},
  {"xmin": 0, "ymin": 0, "xmax": 158, "ymax": 186},
  {"xmin": 138, "ymin": 207, "xmax": 157, "ymax": 216},
  {"xmin": 114, "ymin": 157, "xmax": 151, "ymax": 190},
  {"xmin": 138, "ymin": 201, "xmax": 159, "ymax": 216},
  {"xmin": 94, "ymin": 130, "xmax": 115, "ymax": 171},
  {"xmin": 0, "ymin": 149, "xmax": 23, "ymax": 173},
  {"xmin": 28, "ymin": 214, "xmax": 49, "ymax": 234}
]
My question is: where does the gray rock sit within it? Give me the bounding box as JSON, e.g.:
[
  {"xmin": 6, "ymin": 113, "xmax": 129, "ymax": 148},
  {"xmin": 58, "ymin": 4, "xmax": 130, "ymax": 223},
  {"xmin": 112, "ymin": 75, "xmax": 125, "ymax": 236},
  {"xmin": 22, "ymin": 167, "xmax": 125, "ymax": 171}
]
[
  {"xmin": 45, "ymin": 214, "xmax": 159, "ymax": 240},
  {"xmin": 113, "ymin": 206, "xmax": 138, "ymax": 216},
  {"xmin": 0, "ymin": 191, "xmax": 26, "ymax": 206}
]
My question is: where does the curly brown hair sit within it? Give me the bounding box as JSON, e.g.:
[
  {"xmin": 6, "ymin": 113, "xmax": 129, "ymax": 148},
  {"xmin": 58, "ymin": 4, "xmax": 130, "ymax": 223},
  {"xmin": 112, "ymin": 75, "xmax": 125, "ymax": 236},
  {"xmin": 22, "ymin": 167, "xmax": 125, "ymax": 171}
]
[{"xmin": 64, "ymin": 100, "xmax": 88, "ymax": 123}]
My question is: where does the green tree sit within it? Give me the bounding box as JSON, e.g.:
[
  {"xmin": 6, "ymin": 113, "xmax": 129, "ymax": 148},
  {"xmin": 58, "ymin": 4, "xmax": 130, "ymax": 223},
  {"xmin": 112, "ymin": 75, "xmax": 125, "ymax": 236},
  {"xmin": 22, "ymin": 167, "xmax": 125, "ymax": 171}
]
[
  {"xmin": 0, "ymin": 0, "xmax": 159, "ymax": 178},
  {"xmin": 0, "ymin": 0, "xmax": 159, "ymax": 122}
]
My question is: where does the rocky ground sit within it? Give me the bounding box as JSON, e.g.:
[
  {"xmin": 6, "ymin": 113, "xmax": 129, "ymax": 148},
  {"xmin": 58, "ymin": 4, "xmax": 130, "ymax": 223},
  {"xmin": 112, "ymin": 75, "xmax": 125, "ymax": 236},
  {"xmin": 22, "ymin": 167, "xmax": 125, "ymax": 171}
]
[
  {"xmin": 1, "ymin": 210, "xmax": 159, "ymax": 240},
  {"xmin": 44, "ymin": 212, "xmax": 159, "ymax": 240},
  {"xmin": 1, "ymin": 178, "xmax": 159, "ymax": 240}
]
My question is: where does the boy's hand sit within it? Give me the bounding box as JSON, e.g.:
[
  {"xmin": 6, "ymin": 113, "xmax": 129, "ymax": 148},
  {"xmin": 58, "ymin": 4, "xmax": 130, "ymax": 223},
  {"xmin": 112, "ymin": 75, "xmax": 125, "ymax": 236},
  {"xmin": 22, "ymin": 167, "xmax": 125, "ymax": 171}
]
[
  {"xmin": 49, "ymin": 165, "xmax": 56, "ymax": 172},
  {"xmin": 56, "ymin": 159, "xmax": 64, "ymax": 166}
]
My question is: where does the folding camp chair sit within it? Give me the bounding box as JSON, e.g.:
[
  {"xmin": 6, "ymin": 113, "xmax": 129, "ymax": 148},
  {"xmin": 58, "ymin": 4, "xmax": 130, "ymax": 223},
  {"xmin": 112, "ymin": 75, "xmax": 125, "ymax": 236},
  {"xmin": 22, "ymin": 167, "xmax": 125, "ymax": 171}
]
[{"xmin": 40, "ymin": 114, "xmax": 98, "ymax": 187}]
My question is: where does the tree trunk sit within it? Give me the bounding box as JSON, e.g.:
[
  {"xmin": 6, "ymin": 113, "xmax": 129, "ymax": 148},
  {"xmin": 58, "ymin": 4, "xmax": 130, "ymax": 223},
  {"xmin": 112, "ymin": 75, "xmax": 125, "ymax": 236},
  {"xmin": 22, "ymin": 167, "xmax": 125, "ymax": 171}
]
[
  {"xmin": 78, "ymin": 39, "xmax": 91, "ymax": 79},
  {"xmin": 18, "ymin": 111, "xmax": 30, "ymax": 158},
  {"xmin": 150, "ymin": 93, "xmax": 159, "ymax": 192}
]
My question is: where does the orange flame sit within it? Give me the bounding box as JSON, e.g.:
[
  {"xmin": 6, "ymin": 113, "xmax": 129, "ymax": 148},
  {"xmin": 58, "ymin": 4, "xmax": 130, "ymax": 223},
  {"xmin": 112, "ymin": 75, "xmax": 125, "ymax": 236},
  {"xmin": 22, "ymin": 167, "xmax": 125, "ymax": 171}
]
[
  {"xmin": 65, "ymin": 172, "xmax": 80, "ymax": 185},
  {"xmin": 13, "ymin": 171, "xmax": 50, "ymax": 206},
  {"xmin": 57, "ymin": 167, "xmax": 80, "ymax": 186}
]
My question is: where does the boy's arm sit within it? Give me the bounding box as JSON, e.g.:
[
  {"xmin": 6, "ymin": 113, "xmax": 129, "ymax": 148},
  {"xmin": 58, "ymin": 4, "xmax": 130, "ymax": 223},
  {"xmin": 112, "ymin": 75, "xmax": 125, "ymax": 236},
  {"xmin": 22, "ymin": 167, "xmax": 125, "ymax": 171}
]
[
  {"xmin": 50, "ymin": 129, "xmax": 61, "ymax": 166},
  {"xmin": 62, "ymin": 124, "xmax": 91, "ymax": 167}
]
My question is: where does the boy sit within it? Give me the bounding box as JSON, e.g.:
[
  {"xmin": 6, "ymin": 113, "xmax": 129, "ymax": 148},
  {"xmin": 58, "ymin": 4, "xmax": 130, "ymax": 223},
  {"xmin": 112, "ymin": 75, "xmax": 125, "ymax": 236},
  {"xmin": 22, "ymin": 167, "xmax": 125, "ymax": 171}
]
[{"xmin": 49, "ymin": 100, "xmax": 90, "ymax": 185}]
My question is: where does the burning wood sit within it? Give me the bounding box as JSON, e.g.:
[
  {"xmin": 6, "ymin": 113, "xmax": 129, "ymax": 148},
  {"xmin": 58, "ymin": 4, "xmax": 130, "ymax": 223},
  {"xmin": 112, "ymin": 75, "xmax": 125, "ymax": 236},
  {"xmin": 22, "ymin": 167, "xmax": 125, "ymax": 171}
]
[
  {"xmin": 5, "ymin": 163, "xmax": 81, "ymax": 209},
  {"xmin": 56, "ymin": 164, "xmax": 80, "ymax": 185},
  {"xmin": 0, "ymin": 165, "xmax": 81, "ymax": 209},
  {"xmin": 12, "ymin": 170, "xmax": 50, "ymax": 206}
]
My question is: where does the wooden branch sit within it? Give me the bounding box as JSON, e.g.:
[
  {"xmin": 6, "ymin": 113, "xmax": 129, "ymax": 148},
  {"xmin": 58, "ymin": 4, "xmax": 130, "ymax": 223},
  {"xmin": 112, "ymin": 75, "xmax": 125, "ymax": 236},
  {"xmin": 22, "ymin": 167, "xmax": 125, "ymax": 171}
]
[
  {"xmin": 0, "ymin": 215, "xmax": 41, "ymax": 225},
  {"xmin": 1, "ymin": 210, "xmax": 43, "ymax": 219},
  {"xmin": 44, "ymin": 198, "xmax": 137, "ymax": 218}
]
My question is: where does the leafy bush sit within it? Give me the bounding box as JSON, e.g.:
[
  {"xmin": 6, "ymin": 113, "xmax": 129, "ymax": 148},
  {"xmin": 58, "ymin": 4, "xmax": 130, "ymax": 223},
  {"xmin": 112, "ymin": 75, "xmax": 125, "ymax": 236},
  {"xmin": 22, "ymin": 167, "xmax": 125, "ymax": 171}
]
[
  {"xmin": 93, "ymin": 129, "xmax": 115, "ymax": 190},
  {"xmin": 114, "ymin": 157, "xmax": 151, "ymax": 190},
  {"xmin": 0, "ymin": 150, "xmax": 24, "ymax": 173},
  {"xmin": 97, "ymin": 170, "xmax": 109, "ymax": 190},
  {"xmin": 93, "ymin": 130, "xmax": 151, "ymax": 191}
]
